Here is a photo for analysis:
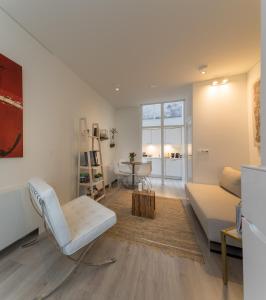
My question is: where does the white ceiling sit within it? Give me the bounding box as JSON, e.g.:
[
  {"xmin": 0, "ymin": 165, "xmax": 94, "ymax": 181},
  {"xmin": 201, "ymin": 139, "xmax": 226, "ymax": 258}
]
[{"xmin": 0, "ymin": 0, "xmax": 260, "ymax": 107}]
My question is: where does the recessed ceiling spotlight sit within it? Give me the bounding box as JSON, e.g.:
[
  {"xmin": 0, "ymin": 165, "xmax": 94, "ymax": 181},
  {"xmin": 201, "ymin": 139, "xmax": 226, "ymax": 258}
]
[
  {"xmin": 115, "ymin": 87, "xmax": 120, "ymax": 92},
  {"xmin": 150, "ymin": 84, "xmax": 157, "ymax": 89},
  {"xmin": 198, "ymin": 64, "xmax": 208, "ymax": 75},
  {"xmin": 211, "ymin": 78, "xmax": 229, "ymax": 86},
  {"xmin": 221, "ymin": 78, "xmax": 229, "ymax": 85}
]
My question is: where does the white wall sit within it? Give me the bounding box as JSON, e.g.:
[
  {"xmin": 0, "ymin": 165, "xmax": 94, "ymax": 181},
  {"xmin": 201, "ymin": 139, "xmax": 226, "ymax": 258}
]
[
  {"xmin": 0, "ymin": 10, "xmax": 115, "ymax": 203},
  {"xmin": 115, "ymin": 107, "xmax": 141, "ymax": 161},
  {"xmin": 192, "ymin": 74, "xmax": 250, "ymax": 184},
  {"xmin": 247, "ymin": 62, "xmax": 261, "ymax": 165}
]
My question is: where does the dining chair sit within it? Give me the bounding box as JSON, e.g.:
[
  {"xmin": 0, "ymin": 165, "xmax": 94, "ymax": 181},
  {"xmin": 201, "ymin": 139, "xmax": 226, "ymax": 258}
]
[
  {"xmin": 113, "ymin": 162, "xmax": 130, "ymax": 189},
  {"xmin": 135, "ymin": 162, "xmax": 152, "ymax": 190},
  {"xmin": 113, "ymin": 161, "xmax": 131, "ymax": 188},
  {"xmin": 118, "ymin": 159, "xmax": 132, "ymax": 174},
  {"xmin": 28, "ymin": 177, "xmax": 117, "ymax": 299}
]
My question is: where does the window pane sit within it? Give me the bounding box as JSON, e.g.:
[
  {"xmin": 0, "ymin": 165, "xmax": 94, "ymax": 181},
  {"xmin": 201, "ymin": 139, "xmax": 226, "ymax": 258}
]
[
  {"xmin": 163, "ymin": 101, "xmax": 184, "ymax": 126},
  {"xmin": 142, "ymin": 127, "xmax": 162, "ymax": 177},
  {"xmin": 142, "ymin": 104, "xmax": 161, "ymax": 127}
]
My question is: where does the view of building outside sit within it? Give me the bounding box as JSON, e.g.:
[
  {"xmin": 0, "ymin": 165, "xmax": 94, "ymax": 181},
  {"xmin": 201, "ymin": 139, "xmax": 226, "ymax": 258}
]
[{"xmin": 142, "ymin": 102, "xmax": 183, "ymax": 127}]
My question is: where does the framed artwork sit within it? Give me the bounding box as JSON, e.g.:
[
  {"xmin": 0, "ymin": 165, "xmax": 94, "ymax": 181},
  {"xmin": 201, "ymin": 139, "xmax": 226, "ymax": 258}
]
[
  {"xmin": 253, "ymin": 80, "xmax": 260, "ymax": 147},
  {"xmin": 0, "ymin": 54, "xmax": 23, "ymax": 158}
]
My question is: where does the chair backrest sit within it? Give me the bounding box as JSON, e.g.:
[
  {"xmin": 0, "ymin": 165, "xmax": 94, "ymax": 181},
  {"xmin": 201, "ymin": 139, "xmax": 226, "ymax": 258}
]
[
  {"xmin": 135, "ymin": 162, "xmax": 152, "ymax": 176},
  {"xmin": 118, "ymin": 160, "xmax": 131, "ymax": 174},
  {"xmin": 112, "ymin": 161, "xmax": 119, "ymax": 174},
  {"xmin": 28, "ymin": 177, "xmax": 71, "ymax": 249}
]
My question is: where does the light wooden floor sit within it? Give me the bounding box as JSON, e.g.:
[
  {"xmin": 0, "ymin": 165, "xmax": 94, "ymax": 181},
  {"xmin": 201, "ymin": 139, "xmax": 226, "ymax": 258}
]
[
  {"xmin": 0, "ymin": 188, "xmax": 243, "ymax": 300},
  {"xmin": 150, "ymin": 178, "xmax": 186, "ymax": 198}
]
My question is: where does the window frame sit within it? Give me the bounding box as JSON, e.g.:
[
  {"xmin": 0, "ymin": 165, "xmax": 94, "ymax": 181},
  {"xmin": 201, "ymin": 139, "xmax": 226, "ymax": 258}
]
[{"xmin": 141, "ymin": 99, "xmax": 185, "ymax": 184}]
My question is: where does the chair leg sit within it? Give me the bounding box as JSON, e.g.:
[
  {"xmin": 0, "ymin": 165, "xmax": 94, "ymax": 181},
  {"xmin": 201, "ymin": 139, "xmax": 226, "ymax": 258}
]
[
  {"xmin": 147, "ymin": 177, "xmax": 152, "ymax": 189},
  {"xmin": 82, "ymin": 257, "xmax": 116, "ymax": 266},
  {"xmin": 34, "ymin": 241, "xmax": 116, "ymax": 300}
]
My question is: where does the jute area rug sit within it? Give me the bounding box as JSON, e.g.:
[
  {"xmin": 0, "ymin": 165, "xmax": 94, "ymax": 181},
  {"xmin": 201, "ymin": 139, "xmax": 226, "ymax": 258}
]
[{"xmin": 105, "ymin": 190, "xmax": 204, "ymax": 263}]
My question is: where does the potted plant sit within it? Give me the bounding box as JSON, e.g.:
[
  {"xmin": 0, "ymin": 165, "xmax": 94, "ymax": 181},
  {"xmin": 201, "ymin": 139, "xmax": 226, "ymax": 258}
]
[
  {"xmin": 110, "ymin": 128, "xmax": 118, "ymax": 148},
  {"xmin": 94, "ymin": 173, "xmax": 103, "ymax": 182},
  {"xmin": 129, "ymin": 152, "xmax": 136, "ymax": 163}
]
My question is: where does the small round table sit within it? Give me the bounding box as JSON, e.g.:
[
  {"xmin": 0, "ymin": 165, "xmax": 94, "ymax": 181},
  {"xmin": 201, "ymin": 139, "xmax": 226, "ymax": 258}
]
[{"xmin": 121, "ymin": 161, "xmax": 143, "ymax": 188}]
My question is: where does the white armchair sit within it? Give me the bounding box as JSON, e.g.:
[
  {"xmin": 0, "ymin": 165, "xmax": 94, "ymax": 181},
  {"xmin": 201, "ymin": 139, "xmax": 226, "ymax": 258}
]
[{"xmin": 28, "ymin": 177, "xmax": 117, "ymax": 299}]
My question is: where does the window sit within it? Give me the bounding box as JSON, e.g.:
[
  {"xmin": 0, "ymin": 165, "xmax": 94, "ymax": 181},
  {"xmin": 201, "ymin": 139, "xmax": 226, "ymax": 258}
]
[
  {"xmin": 142, "ymin": 104, "xmax": 161, "ymax": 127},
  {"xmin": 141, "ymin": 101, "xmax": 185, "ymax": 182},
  {"xmin": 163, "ymin": 101, "xmax": 184, "ymax": 126}
]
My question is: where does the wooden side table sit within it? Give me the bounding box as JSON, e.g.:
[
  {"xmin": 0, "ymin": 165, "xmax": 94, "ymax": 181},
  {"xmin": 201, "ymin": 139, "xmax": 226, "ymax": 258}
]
[
  {"xmin": 221, "ymin": 226, "xmax": 242, "ymax": 285},
  {"xmin": 132, "ymin": 190, "xmax": 155, "ymax": 219}
]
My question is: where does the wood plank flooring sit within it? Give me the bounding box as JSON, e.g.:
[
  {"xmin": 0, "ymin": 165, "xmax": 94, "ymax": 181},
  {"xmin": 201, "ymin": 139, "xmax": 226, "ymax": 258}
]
[
  {"xmin": 0, "ymin": 187, "xmax": 243, "ymax": 300},
  {"xmin": 150, "ymin": 178, "xmax": 186, "ymax": 199}
]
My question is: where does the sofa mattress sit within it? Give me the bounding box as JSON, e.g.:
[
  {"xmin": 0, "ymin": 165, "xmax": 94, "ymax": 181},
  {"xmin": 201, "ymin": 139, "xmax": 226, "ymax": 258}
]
[{"xmin": 186, "ymin": 183, "xmax": 241, "ymax": 246}]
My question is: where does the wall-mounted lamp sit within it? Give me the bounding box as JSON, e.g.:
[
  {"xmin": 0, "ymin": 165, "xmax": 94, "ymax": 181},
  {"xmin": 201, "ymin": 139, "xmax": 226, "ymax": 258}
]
[{"xmin": 211, "ymin": 78, "xmax": 229, "ymax": 86}]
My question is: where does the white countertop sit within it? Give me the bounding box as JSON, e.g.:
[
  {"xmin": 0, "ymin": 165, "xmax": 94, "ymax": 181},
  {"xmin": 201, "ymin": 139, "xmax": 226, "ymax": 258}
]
[{"xmin": 143, "ymin": 157, "xmax": 183, "ymax": 160}]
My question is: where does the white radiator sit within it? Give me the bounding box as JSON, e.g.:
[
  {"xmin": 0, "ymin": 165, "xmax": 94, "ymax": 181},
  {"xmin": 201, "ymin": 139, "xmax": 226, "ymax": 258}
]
[{"xmin": 0, "ymin": 185, "xmax": 40, "ymax": 251}]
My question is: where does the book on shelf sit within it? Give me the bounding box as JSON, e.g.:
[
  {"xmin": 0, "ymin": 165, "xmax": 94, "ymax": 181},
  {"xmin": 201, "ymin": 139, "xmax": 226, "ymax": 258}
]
[
  {"xmin": 90, "ymin": 151, "xmax": 99, "ymax": 166},
  {"xmin": 87, "ymin": 186, "xmax": 104, "ymax": 198},
  {"xmin": 93, "ymin": 127, "xmax": 99, "ymax": 137},
  {"xmin": 80, "ymin": 151, "xmax": 99, "ymax": 167},
  {"xmin": 80, "ymin": 152, "xmax": 89, "ymax": 166},
  {"xmin": 80, "ymin": 172, "xmax": 90, "ymax": 183}
]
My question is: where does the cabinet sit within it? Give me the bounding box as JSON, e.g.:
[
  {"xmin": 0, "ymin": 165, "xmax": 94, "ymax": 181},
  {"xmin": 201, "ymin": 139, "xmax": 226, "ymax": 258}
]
[
  {"xmin": 164, "ymin": 127, "xmax": 182, "ymax": 145},
  {"xmin": 151, "ymin": 158, "xmax": 161, "ymax": 176},
  {"xmin": 165, "ymin": 158, "xmax": 183, "ymax": 178},
  {"xmin": 142, "ymin": 157, "xmax": 161, "ymax": 176},
  {"xmin": 142, "ymin": 129, "xmax": 151, "ymax": 144},
  {"xmin": 151, "ymin": 129, "xmax": 161, "ymax": 144},
  {"xmin": 142, "ymin": 129, "xmax": 161, "ymax": 145}
]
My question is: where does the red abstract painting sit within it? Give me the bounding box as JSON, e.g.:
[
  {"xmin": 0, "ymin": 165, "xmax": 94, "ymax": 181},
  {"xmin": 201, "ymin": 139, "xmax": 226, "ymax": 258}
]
[{"xmin": 0, "ymin": 54, "xmax": 23, "ymax": 158}]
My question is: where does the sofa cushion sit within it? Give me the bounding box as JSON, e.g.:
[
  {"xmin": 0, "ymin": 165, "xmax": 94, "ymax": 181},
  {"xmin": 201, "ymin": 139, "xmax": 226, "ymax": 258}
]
[
  {"xmin": 186, "ymin": 183, "xmax": 241, "ymax": 245},
  {"xmin": 219, "ymin": 167, "xmax": 241, "ymax": 197}
]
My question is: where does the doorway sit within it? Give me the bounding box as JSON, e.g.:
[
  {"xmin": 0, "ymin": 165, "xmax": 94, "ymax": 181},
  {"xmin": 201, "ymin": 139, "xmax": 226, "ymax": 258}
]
[{"xmin": 141, "ymin": 101, "xmax": 185, "ymax": 186}]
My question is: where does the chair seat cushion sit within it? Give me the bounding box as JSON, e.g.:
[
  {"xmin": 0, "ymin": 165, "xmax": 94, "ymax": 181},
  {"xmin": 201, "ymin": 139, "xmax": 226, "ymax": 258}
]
[{"xmin": 62, "ymin": 196, "xmax": 116, "ymax": 255}]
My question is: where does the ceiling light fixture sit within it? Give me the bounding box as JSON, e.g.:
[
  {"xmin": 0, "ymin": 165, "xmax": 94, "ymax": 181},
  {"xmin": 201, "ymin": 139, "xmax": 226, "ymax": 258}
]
[
  {"xmin": 211, "ymin": 78, "xmax": 229, "ymax": 86},
  {"xmin": 115, "ymin": 87, "xmax": 120, "ymax": 92},
  {"xmin": 198, "ymin": 64, "xmax": 208, "ymax": 75},
  {"xmin": 221, "ymin": 78, "xmax": 229, "ymax": 85}
]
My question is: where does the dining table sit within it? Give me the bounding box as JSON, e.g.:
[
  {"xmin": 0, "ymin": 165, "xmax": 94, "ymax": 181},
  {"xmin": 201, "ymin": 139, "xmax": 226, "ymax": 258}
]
[{"xmin": 121, "ymin": 161, "xmax": 143, "ymax": 188}]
